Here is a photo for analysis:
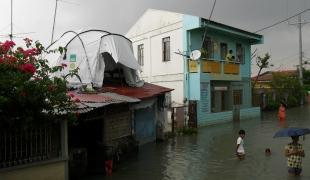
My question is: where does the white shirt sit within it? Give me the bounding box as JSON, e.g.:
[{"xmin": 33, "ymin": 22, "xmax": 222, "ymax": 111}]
[{"xmin": 236, "ymin": 137, "xmax": 245, "ymax": 154}]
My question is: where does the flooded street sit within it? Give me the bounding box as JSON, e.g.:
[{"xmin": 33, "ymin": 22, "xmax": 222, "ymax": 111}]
[{"xmin": 88, "ymin": 105, "xmax": 310, "ymax": 180}]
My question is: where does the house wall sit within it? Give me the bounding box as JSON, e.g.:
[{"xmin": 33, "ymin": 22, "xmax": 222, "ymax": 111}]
[
  {"xmin": 127, "ymin": 9, "xmax": 185, "ymax": 104},
  {"xmin": 103, "ymin": 105, "xmax": 132, "ymax": 146},
  {"xmin": 240, "ymin": 107, "xmax": 261, "ymax": 119},
  {"xmin": 183, "ymin": 15, "xmax": 260, "ymax": 126},
  {"xmin": 0, "ymin": 161, "xmax": 66, "ymax": 180}
]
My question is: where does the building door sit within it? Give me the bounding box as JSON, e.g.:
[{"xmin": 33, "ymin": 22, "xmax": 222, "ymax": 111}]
[
  {"xmin": 233, "ymin": 90, "xmax": 243, "ymax": 121},
  {"xmin": 221, "ymin": 91, "xmax": 226, "ymax": 111},
  {"xmin": 134, "ymin": 107, "xmax": 155, "ymax": 145},
  {"xmin": 188, "ymin": 100, "xmax": 197, "ymax": 128}
]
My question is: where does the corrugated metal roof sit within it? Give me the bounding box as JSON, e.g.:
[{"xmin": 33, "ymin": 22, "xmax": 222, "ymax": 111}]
[
  {"xmin": 68, "ymin": 91, "xmax": 141, "ymax": 114},
  {"xmin": 103, "ymin": 92, "xmax": 140, "ymax": 103},
  {"xmin": 70, "ymin": 92, "xmax": 115, "ymax": 103},
  {"xmin": 101, "ymin": 82, "xmax": 173, "ymax": 99},
  {"xmin": 67, "ymin": 82, "xmax": 172, "ymax": 114}
]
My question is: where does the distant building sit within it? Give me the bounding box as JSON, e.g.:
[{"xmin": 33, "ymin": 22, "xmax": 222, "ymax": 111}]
[
  {"xmin": 127, "ymin": 9, "xmax": 263, "ymax": 126},
  {"xmin": 252, "ymin": 70, "xmax": 298, "ymax": 89},
  {"xmin": 251, "ymin": 70, "xmax": 299, "ymax": 109}
]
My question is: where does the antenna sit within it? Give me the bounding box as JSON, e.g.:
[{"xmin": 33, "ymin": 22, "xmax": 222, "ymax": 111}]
[
  {"xmin": 10, "ymin": 0, "xmax": 13, "ymax": 40},
  {"xmin": 0, "ymin": 0, "xmax": 35, "ymax": 41},
  {"xmin": 51, "ymin": 0, "xmax": 80, "ymax": 44},
  {"xmin": 51, "ymin": 0, "xmax": 59, "ymax": 44}
]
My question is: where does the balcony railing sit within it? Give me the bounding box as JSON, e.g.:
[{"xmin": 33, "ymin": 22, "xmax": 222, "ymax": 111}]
[{"xmin": 188, "ymin": 59, "xmax": 240, "ymax": 75}]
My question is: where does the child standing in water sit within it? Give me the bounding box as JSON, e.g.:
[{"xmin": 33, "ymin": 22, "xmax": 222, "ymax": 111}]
[
  {"xmin": 278, "ymin": 102, "xmax": 286, "ymax": 121},
  {"xmin": 236, "ymin": 129, "xmax": 245, "ymax": 160}
]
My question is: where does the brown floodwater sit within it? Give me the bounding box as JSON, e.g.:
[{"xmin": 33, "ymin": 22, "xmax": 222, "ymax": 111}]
[{"xmin": 86, "ymin": 105, "xmax": 310, "ymax": 180}]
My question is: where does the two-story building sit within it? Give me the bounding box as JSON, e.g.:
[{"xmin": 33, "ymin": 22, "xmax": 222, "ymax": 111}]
[{"xmin": 127, "ymin": 9, "xmax": 263, "ymax": 126}]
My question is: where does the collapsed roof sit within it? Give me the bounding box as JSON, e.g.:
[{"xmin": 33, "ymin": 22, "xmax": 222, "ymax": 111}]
[{"xmin": 48, "ymin": 29, "xmax": 143, "ymax": 88}]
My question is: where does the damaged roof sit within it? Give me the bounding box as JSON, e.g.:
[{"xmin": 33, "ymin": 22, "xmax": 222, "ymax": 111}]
[
  {"xmin": 102, "ymin": 82, "xmax": 173, "ymax": 100},
  {"xmin": 69, "ymin": 91, "xmax": 140, "ymax": 113},
  {"xmin": 69, "ymin": 83, "xmax": 173, "ymax": 113}
]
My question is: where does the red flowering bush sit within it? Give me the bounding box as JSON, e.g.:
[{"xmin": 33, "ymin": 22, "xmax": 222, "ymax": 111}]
[{"xmin": 0, "ymin": 39, "xmax": 75, "ymax": 127}]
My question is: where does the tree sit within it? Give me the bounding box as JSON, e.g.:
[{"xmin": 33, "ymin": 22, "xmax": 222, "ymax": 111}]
[
  {"xmin": 271, "ymin": 72, "xmax": 302, "ymax": 107},
  {"xmin": 0, "ymin": 39, "xmax": 76, "ymax": 127},
  {"xmin": 252, "ymin": 53, "xmax": 272, "ymax": 89},
  {"xmin": 303, "ymin": 69, "xmax": 310, "ymax": 87}
]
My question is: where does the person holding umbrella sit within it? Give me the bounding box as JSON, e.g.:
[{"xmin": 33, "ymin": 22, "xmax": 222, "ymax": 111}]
[
  {"xmin": 274, "ymin": 127, "xmax": 310, "ymax": 176},
  {"xmin": 284, "ymin": 136, "xmax": 305, "ymax": 176}
]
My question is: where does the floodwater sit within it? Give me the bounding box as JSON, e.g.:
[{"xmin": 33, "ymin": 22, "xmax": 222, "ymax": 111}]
[{"xmin": 87, "ymin": 105, "xmax": 310, "ymax": 180}]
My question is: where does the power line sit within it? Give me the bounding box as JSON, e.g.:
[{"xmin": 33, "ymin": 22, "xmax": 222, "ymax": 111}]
[
  {"xmin": 255, "ymin": 8, "xmax": 310, "ymax": 33},
  {"xmin": 208, "ymin": 0, "xmax": 217, "ymax": 20},
  {"xmin": 200, "ymin": 0, "xmax": 217, "ymax": 49}
]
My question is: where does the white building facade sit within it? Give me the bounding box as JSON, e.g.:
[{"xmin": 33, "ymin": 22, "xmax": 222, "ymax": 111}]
[
  {"xmin": 127, "ymin": 9, "xmax": 263, "ymax": 126},
  {"xmin": 126, "ymin": 9, "xmax": 185, "ymax": 105}
]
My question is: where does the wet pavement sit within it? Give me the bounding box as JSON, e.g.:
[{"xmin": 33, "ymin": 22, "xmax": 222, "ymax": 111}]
[{"xmin": 85, "ymin": 105, "xmax": 310, "ymax": 180}]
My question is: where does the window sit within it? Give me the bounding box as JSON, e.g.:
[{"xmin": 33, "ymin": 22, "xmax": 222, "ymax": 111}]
[
  {"xmin": 202, "ymin": 36, "xmax": 214, "ymax": 59},
  {"xmin": 233, "ymin": 90, "xmax": 243, "ymax": 105},
  {"xmin": 137, "ymin": 44, "xmax": 144, "ymax": 66},
  {"xmin": 162, "ymin": 37, "xmax": 170, "ymax": 62},
  {"xmin": 220, "ymin": 43, "xmax": 228, "ymax": 60},
  {"xmin": 236, "ymin": 43, "xmax": 245, "ymax": 64}
]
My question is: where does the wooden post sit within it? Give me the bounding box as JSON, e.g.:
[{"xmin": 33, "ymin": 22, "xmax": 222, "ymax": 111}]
[
  {"xmin": 171, "ymin": 107, "xmax": 175, "ymax": 134},
  {"xmin": 60, "ymin": 120, "xmax": 69, "ymax": 180}
]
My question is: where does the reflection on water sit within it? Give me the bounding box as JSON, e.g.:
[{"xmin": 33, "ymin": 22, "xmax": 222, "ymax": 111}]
[{"xmin": 90, "ymin": 106, "xmax": 310, "ymax": 180}]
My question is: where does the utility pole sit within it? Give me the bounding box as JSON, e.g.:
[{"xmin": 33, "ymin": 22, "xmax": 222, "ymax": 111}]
[
  {"xmin": 298, "ymin": 15, "xmax": 303, "ymax": 91},
  {"xmin": 290, "ymin": 14, "xmax": 308, "ymax": 105}
]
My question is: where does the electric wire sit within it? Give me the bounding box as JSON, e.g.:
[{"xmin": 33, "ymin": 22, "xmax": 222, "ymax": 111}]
[
  {"xmin": 255, "ymin": 8, "xmax": 310, "ymax": 33},
  {"xmin": 200, "ymin": 0, "xmax": 217, "ymax": 49}
]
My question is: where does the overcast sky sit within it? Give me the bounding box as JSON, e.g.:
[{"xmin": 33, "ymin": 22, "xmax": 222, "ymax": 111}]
[{"xmin": 0, "ymin": 0, "xmax": 310, "ymax": 76}]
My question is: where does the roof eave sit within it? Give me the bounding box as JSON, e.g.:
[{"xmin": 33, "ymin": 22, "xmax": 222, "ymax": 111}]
[{"xmin": 200, "ymin": 19, "xmax": 263, "ymax": 45}]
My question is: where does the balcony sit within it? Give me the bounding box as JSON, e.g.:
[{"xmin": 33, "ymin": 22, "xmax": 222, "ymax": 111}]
[{"xmin": 188, "ymin": 59, "xmax": 241, "ymax": 80}]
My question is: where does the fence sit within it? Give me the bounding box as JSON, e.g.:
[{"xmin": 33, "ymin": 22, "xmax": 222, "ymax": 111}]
[{"xmin": 0, "ymin": 125, "xmax": 61, "ymax": 169}]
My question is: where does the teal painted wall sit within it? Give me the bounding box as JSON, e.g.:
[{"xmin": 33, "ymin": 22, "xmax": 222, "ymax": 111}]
[
  {"xmin": 188, "ymin": 73, "xmax": 201, "ymax": 100},
  {"xmin": 183, "ymin": 15, "xmax": 200, "ymax": 102},
  {"xmin": 183, "ymin": 15, "xmax": 200, "ymax": 31},
  {"xmin": 230, "ymin": 79, "xmax": 251, "ymax": 109},
  {"xmin": 187, "ymin": 29, "xmax": 252, "ymax": 77},
  {"xmin": 198, "ymin": 110, "xmax": 233, "ymax": 126},
  {"xmin": 182, "ymin": 15, "xmax": 261, "ymax": 126}
]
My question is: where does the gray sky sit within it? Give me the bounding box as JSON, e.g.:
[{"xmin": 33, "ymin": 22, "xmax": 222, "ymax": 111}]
[{"xmin": 1, "ymin": 0, "xmax": 310, "ymax": 76}]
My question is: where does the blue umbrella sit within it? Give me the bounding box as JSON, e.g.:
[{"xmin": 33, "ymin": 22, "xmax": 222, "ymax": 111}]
[{"xmin": 273, "ymin": 127, "xmax": 310, "ymax": 138}]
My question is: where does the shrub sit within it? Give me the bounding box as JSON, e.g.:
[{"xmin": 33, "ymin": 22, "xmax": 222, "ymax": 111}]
[{"xmin": 0, "ymin": 39, "xmax": 76, "ymax": 127}]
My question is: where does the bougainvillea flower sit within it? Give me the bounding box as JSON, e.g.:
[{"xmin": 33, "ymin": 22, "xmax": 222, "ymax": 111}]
[
  {"xmin": 20, "ymin": 63, "xmax": 36, "ymax": 74},
  {"xmin": 68, "ymin": 93, "xmax": 75, "ymax": 98},
  {"xmin": 0, "ymin": 40, "xmax": 16, "ymax": 53},
  {"xmin": 23, "ymin": 48, "xmax": 39, "ymax": 57},
  {"xmin": 7, "ymin": 56, "xmax": 18, "ymax": 64},
  {"xmin": 74, "ymin": 98, "xmax": 80, "ymax": 103}
]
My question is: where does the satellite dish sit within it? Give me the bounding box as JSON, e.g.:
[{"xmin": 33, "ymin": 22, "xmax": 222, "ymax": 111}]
[{"xmin": 190, "ymin": 50, "xmax": 201, "ymax": 60}]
